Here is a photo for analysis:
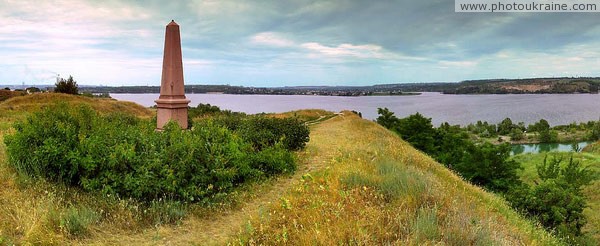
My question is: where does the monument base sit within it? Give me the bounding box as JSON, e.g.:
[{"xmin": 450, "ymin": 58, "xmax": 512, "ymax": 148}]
[{"xmin": 155, "ymin": 98, "xmax": 191, "ymax": 130}]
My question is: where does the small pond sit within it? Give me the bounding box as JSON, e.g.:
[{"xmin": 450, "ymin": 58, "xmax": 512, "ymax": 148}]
[{"xmin": 511, "ymin": 141, "xmax": 591, "ymax": 155}]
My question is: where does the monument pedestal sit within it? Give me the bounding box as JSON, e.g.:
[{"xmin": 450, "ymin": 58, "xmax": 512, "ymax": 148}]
[{"xmin": 155, "ymin": 98, "xmax": 191, "ymax": 129}]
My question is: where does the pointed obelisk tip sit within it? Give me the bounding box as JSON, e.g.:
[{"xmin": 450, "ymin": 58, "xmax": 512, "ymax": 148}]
[{"xmin": 168, "ymin": 20, "xmax": 178, "ymax": 26}]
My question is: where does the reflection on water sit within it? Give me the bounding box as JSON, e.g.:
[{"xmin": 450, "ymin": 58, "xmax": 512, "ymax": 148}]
[{"xmin": 511, "ymin": 141, "xmax": 590, "ymax": 155}]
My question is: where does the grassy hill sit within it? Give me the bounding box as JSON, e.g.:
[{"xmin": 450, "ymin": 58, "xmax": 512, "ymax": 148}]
[
  {"xmin": 234, "ymin": 112, "xmax": 560, "ymax": 244},
  {"xmin": 0, "ymin": 95, "xmax": 562, "ymax": 245},
  {"xmin": 0, "ymin": 93, "xmax": 153, "ymax": 119}
]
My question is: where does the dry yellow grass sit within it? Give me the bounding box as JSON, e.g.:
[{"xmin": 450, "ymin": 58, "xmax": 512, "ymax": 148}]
[
  {"xmin": 235, "ymin": 111, "xmax": 561, "ymax": 245},
  {"xmin": 0, "ymin": 93, "xmax": 153, "ymax": 120},
  {"xmin": 268, "ymin": 109, "xmax": 334, "ymax": 121},
  {"xmin": 0, "ymin": 102, "xmax": 562, "ymax": 245}
]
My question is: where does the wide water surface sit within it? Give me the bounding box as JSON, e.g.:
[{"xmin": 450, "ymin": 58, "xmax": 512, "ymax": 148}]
[{"xmin": 111, "ymin": 93, "xmax": 600, "ymax": 126}]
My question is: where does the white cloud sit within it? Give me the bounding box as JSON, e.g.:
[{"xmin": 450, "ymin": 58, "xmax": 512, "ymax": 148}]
[
  {"xmin": 298, "ymin": 42, "xmax": 428, "ymax": 62},
  {"xmin": 0, "ymin": 0, "xmax": 153, "ymax": 48},
  {"xmin": 438, "ymin": 60, "xmax": 478, "ymax": 68},
  {"xmin": 301, "ymin": 42, "xmax": 385, "ymax": 58},
  {"xmin": 251, "ymin": 32, "xmax": 294, "ymax": 47}
]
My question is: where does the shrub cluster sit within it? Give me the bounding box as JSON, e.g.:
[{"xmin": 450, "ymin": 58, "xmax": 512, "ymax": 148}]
[
  {"xmin": 188, "ymin": 103, "xmax": 310, "ymax": 151},
  {"xmin": 4, "ymin": 103, "xmax": 309, "ymax": 202},
  {"xmin": 207, "ymin": 115, "xmax": 310, "ymax": 151}
]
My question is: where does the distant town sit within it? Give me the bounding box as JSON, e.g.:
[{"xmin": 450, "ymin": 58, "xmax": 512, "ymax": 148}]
[{"xmin": 2, "ymin": 77, "xmax": 599, "ymax": 96}]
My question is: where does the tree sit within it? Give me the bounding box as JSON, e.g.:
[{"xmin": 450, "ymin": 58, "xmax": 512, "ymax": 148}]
[
  {"xmin": 434, "ymin": 123, "xmax": 472, "ymax": 168},
  {"xmin": 528, "ymin": 119, "xmax": 550, "ymax": 132},
  {"xmin": 538, "ymin": 129, "xmax": 558, "ymax": 143},
  {"xmin": 509, "ymin": 128, "xmax": 525, "ymax": 141},
  {"xmin": 55, "ymin": 75, "xmax": 79, "ymax": 94},
  {"xmin": 376, "ymin": 108, "xmax": 399, "ymax": 130},
  {"xmin": 455, "ymin": 142, "xmax": 522, "ymax": 193},
  {"xmin": 376, "ymin": 110, "xmax": 437, "ymax": 155},
  {"xmin": 396, "ymin": 113, "xmax": 437, "ymax": 154},
  {"xmin": 497, "ymin": 117, "xmax": 514, "ymax": 135}
]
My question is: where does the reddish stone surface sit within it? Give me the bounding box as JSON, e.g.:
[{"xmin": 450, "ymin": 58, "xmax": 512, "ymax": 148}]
[{"xmin": 155, "ymin": 20, "xmax": 190, "ymax": 129}]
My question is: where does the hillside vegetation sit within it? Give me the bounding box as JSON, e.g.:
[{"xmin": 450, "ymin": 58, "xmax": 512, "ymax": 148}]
[
  {"xmin": 511, "ymin": 152, "xmax": 600, "ymax": 242},
  {"xmin": 0, "ymin": 93, "xmax": 153, "ymax": 120},
  {"xmin": 444, "ymin": 78, "xmax": 600, "ymax": 94},
  {"xmin": 0, "ymin": 95, "xmax": 561, "ymax": 245}
]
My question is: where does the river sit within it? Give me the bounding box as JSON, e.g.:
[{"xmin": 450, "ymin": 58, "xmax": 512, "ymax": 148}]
[
  {"xmin": 110, "ymin": 92, "xmax": 600, "ymax": 126},
  {"xmin": 511, "ymin": 141, "xmax": 591, "ymax": 155}
]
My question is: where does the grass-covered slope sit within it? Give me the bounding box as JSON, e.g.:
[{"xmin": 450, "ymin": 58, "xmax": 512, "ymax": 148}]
[
  {"xmin": 0, "ymin": 96, "xmax": 560, "ymax": 245},
  {"xmin": 0, "ymin": 93, "xmax": 153, "ymax": 120},
  {"xmin": 237, "ymin": 112, "xmax": 560, "ymax": 245}
]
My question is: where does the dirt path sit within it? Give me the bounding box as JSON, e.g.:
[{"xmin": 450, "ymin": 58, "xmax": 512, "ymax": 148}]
[{"xmin": 84, "ymin": 114, "xmax": 341, "ymax": 245}]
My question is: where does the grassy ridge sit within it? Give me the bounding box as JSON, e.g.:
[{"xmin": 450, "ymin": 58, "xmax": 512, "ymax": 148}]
[
  {"xmin": 0, "ymin": 96, "xmax": 562, "ymax": 245},
  {"xmin": 0, "ymin": 93, "xmax": 153, "ymax": 120},
  {"xmin": 236, "ymin": 112, "xmax": 560, "ymax": 245}
]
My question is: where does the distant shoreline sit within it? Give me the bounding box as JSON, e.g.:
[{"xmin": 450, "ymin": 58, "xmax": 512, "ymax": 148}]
[{"xmin": 8, "ymin": 77, "xmax": 600, "ymax": 95}]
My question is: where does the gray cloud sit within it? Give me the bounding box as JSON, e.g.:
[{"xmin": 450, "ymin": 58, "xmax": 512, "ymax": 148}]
[{"xmin": 1, "ymin": 0, "xmax": 600, "ymax": 86}]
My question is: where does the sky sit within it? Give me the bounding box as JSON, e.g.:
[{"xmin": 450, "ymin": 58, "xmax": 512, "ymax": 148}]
[{"xmin": 1, "ymin": 0, "xmax": 600, "ymax": 87}]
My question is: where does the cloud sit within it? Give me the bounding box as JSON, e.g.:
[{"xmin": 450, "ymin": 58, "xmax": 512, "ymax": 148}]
[
  {"xmin": 2, "ymin": 0, "xmax": 600, "ymax": 86},
  {"xmin": 438, "ymin": 60, "xmax": 478, "ymax": 68},
  {"xmin": 251, "ymin": 32, "xmax": 294, "ymax": 47},
  {"xmin": 301, "ymin": 42, "xmax": 384, "ymax": 58}
]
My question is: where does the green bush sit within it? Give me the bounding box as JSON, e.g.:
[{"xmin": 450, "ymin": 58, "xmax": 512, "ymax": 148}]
[
  {"xmin": 205, "ymin": 115, "xmax": 310, "ymax": 151},
  {"xmin": 509, "ymin": 128, "xmax": 525, "ymax": 141},
  {"xmin": 5, "ymin": 103, "xmax": 305, "ymax": 203},
  {"xmin": 507, "ymin": 154, "xmax": 597, "ymax": 242}
]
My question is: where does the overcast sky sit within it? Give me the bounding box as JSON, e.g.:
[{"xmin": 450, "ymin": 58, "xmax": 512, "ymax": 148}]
[{"xmin": 1, "ymin": 0, "xmax": 599, "ymax": 86}]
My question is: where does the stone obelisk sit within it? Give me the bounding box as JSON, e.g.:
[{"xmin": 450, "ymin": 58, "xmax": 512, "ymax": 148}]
[{"xmin": 155, "ymin": 20, "xmax": 190, "ymax": 130}]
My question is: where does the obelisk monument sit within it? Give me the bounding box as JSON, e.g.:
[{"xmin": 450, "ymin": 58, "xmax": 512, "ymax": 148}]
[{"xmin": 155, "ymin": 20, "xmax": 190, "ymax": 129}]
